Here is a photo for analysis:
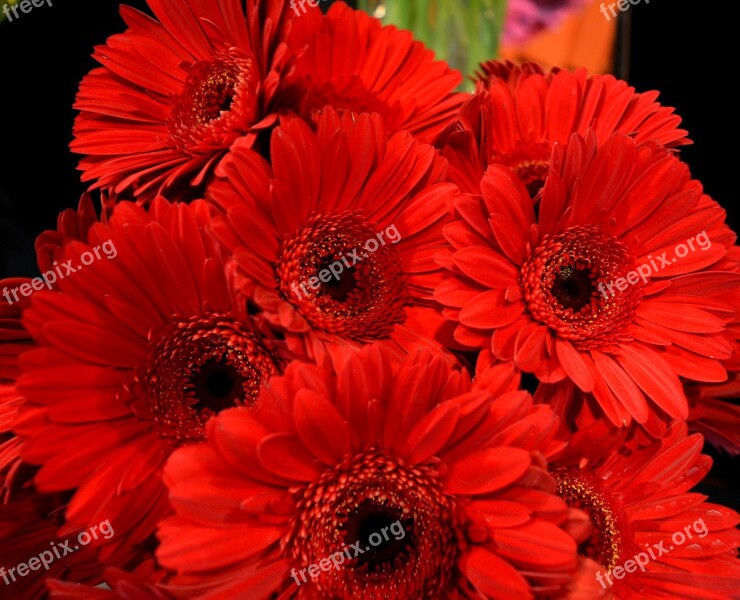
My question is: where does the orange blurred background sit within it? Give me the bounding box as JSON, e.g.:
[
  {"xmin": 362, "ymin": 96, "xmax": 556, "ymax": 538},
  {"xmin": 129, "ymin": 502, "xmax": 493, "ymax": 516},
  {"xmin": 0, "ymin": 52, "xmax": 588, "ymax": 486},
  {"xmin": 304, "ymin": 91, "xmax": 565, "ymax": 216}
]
[{"xmin": 500, "ymin": 0, "xmax": 618, "ymax": 74}]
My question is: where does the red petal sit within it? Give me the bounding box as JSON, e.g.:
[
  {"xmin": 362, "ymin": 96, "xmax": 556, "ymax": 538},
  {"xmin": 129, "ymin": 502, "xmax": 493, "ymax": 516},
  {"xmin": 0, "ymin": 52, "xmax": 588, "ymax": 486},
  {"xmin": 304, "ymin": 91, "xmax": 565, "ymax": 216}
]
[
  {"xmin": 294, "ymin": 389, "xmax": 351, "ymax": 466},
  {"xmin": 460, "ymin": 546, "xmax": 533, "ymax": 600},
  {"xmin": 445, "ymin": 447, "xmax": 531, "ymax": 495},
  {"xmin": 591, "ymin": 350, "xmax": 649, "ymax": 423},
  {"xmin": 491, "ymin": 520, "xmax": 577, "ymax": 568},
  {"xmin": 460, "ymin": 291, "xmax": 524, "ymax": 329},
  {"xmin": 616, "ymin": 344, "xmax": 688, "ymax": 419},
  {"xmin": 157, "ymin": 519, "xmax": 280, "ymax": 571},
  {"xmin": 257, "ymin": 433, "xmax": 322, "ymax": 482},
  {"xmin": 401, "ymin": 400, "xmax": 460, "ymax": 464},
  {"xmin": 555, "ymin": 339, "xmax": 595, "ymax": 392},
  {"xmin": 452, "ymin": 247, "xmax": 519, "ymax": 288},
  {"xmin": 466, "ymin": 499, "xmax": 531, "ymax": 528}
]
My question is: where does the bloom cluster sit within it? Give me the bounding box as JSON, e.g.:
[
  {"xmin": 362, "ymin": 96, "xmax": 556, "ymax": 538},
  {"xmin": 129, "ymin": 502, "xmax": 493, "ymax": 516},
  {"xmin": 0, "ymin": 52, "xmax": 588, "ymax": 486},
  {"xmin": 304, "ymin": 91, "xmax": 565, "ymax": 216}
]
[{"xmin": 1, "ymin": 1, "xmax": 738, "ymax": 599}]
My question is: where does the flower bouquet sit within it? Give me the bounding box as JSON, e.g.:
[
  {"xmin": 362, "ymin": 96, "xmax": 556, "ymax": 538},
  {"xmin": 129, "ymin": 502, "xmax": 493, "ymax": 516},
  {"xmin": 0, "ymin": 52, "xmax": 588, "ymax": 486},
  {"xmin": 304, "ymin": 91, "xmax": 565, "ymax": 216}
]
[{"xmin": 0, "ymin": 1, "xmax": 738, "ymax": 598}]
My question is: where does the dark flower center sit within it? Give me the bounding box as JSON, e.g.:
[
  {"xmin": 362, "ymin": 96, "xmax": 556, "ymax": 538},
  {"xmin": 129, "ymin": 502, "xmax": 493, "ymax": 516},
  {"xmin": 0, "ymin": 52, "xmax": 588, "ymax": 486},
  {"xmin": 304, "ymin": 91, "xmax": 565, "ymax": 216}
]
[
  {"xmin": 182, "ymin": 63, "xmax": 238, "ymax": 125},
  {"xmin": 189, "ymin": 358, "xmax": 243, "ymax": 413},
  {"xmin": 550, "ymin": 261, "xmax": 597, "ymax": 311},
  {"xmin": 132, "ymin": 314, "xmax": 279, "ymax": 442},
  {"xmin": 275, "ymin": 212, "xmax": 409, "ymax": 341},
  {"xmin": 317, "ymin": 257, "xmax": 358, "ymax": 303},
  {"xmin": 291, "ymin": 79, "xmax": 400, "ymax": 130},
  {"xmin": 514, "ymin": 158, "xmax": 550, "ymax": 198},
  {"xmin": 288, "ymin": 449, "xmax": 461, "ymax": 598},
  {"xmin": 168, "ymin": 51, "xmax": 256, "ymax": 151},
  {"xmin": 497, "ymin": 143, "xmax": 552, "ymax": 197},
  {"xmin": 520, "ymin": 225, "xmax": 642, "ymax": 350},
  {"xmin": 555, "ymin": 470, "xmax": 622, "ymax": 571},
  {"xmin": 344, "ymin": 501, "xmax": 414, "ymax": 573}
]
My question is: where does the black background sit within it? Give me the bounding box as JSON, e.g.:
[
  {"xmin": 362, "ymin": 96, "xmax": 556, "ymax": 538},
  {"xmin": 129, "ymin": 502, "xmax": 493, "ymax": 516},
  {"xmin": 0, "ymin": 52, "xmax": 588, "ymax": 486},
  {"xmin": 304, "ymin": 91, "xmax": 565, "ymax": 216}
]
[{"xmin": 0, "ymin": 0, "xmax": 736, "ymax": 504}]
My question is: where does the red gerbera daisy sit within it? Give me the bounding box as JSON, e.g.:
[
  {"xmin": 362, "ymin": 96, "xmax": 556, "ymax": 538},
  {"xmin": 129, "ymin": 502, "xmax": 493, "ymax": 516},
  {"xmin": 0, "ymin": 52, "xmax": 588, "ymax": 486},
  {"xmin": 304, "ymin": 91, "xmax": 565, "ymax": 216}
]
[
  {"xmin": 279, "ymin": 2, "xmax": 465, "ymax": 144},
  {"xmin": 33, "ymin": 194, "xmax": 115, "ymax": 271},
  {"xmin": 12, "ymin": 198, "xmax": 285, "ymax": 569},
  {"xmin": 209, "ymin": 109, "xmax": 457, "ymax": 367},
  {"xmin": 71, "ymin": 0, "xmax": 295, "ymax": 201},
  {"xmin": 436, "ymin": 132, "xmax": 738, "ymax": 427},
  {"xmin": 440, "ymin": 61, "xmax": 690, "ymax": 195},
  {"xmin": 554, "ymin": 424, "xmax": 740, "ymax": 599},
  {"xmin": 157, "ymin": 345, "xmax": 577, "ymax": 599},
  {"xmin": 533, "ymin": 246, "xmax": 740, "ymax": 450}
]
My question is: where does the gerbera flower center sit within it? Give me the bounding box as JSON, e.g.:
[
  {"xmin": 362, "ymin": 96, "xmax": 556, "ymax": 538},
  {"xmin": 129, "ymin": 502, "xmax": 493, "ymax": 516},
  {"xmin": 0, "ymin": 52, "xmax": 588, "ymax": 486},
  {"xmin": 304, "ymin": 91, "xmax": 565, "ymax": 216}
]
[
  {"xmin": 275, "ymin": 212, "xmax": 409, "ymax": 341},
  {"xmin": 344, "ymin": 501, "xmax": 413, "ymax": 573},
  {"xmin": 189, "ymin": 358, "xmax": 243, "ymax": 413},
  {"xmin": 520, "ymin": 225, "xmax": 642, "ymax": 350},
  {"xmin": 317, "ymin": 257, "xmax": 358, "ymax": 303},
  {"xmin": 181, "ymin": 63, "xmax": 237, "ymax": 125},
  {"xmin": 132, "ymin": 314, "xmax": 279, "ymax": 443},
  {"xmin": 288, "ymin": 449, "xmax": 461, "ymax": 598},
  {"xmin": 168, "ymin": 51, "xmax": 256, "ymax": 151},
  {"xmin": 297, "ymin": 80, "xmax": 399, "ymax": 129},
  {"xmin": 497, "ymin": 143, "xmax": 551, "ymax": 197},
  {"xmin": 555, "ymin": 470, "xmax": 623, "ymax": 571},
  {"xmin": 550, "ymin": 263, "xmax": 594, "ymax": 311}
]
